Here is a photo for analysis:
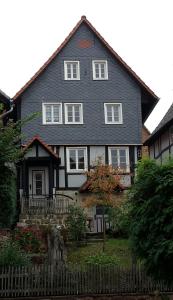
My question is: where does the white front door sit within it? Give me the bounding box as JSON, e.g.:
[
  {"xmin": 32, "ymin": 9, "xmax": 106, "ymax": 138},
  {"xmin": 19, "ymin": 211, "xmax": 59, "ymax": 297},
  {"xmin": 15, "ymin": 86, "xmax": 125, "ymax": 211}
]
[{"xmin": 29, "ymin": 167, "xmax": 49, "ymax": 198}]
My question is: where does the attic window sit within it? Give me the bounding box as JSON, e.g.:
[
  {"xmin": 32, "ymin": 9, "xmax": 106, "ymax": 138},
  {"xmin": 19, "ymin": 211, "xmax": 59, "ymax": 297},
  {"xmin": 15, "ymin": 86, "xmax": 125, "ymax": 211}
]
[
  {"xmin": 92, "ymin": 60, "xmax": 108, "ymax": 80},
  {"xmin": 64, "ymin": 61, "xmax": 80, "ymax": 80}
]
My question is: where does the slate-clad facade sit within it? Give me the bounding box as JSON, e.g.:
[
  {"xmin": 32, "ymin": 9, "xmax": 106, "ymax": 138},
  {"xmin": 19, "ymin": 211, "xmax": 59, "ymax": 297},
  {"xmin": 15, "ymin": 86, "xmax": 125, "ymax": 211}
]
[
  {"xmin": 14, "ymin": 16, "xmax": 158, "ymax": 229},
  {"xmin": 20, "ymin": 23, "xmax": 142, "ymax": 145}
]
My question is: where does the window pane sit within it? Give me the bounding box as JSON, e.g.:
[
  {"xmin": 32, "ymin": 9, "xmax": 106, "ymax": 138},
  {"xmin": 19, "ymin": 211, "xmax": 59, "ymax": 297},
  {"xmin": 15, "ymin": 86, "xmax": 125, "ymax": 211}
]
[
  {"xmin": 35, "ymin": 173, "xmax": 42, "ymax": 195},
  {"xmin": 45, "ymin": 105, "xmax": 52, "ymax": 122},
  {"xmin": 95, "ymin": 63, "xmax": 100, "ymax": 78},
  {"xmin": 78, "ymin": 150, "xmax": 85, "ymax": 169},
  {"xmin": 106, "ymin": 104, "xmax": 112, "ymax": 113},
  {"xmin": 69, "ymin": 150, "xmax": 76, "ymax": 170},
  {"xmin": 119, "ymin": 149, "xmax": 127, "ymax": 169},
  {"xmin": 74, "ymin": 105, "xmax": 81, "ymax": 122},
  {"xmin": 67, "ymin": 105, "xmax": 73, "ymax": 122},
  {"xmin": 100, "ymin": 63, "xmax": 105, "ymax": 78},
  {"xmin": 53, "ymin": 105, "xmax": 60, "ymax": 122},
  {"xmin": 113, "ymin": 105, "xmax": 120, "ymax": 122},
  {"xmin": 66, "ymin": 64, "xmax": 71, "ymax": 78},
  {"xmin": 111, "ymin": 150, "xmax": 118, "ymax": 167},
  {"xmin": 72, "ymin": 63, "xmax": 77, "ymax": 78}
]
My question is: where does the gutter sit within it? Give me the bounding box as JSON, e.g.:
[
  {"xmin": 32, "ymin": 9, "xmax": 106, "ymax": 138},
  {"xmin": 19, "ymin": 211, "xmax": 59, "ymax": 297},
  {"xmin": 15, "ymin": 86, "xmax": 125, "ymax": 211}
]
[{"xmin": 0, "ymin": 99, "xmax": 14, "ymax": 120}]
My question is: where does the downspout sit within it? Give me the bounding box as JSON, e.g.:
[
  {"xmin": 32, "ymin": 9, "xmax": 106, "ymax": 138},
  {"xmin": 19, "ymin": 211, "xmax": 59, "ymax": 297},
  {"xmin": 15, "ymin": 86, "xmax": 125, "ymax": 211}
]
[{"xmin": 0, "ymin": 99, "xmax": 14, "ymax": 120}]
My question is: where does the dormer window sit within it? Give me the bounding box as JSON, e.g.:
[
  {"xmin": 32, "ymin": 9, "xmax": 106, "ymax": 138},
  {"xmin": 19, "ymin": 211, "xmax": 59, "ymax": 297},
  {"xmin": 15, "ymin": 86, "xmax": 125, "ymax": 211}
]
[
  {"xmin": 92, "ymin": 60, "xmax": 108, "ymax": 80},
  {"xmin": 64, "ymin": 61, "xmax": 80, "ymax": 80}
]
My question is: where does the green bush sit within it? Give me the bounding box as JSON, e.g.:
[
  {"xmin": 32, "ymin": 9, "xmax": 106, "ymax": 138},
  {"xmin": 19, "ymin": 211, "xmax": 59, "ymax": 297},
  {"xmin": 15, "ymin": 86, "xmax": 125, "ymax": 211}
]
[
  {"xmin": 85, "ymin": 253, "xmax": 119, "ymax": 266},
  {"xmin": 0, "ymin": 241, "xmax": 31, "ymax": 266},
  {"xmin": 65, "ymin": 205, "xmax": 87, "ymax": 242},
  {"xmin": 128, "ymin": 158, "xmax": 173, "ymax": 282},
  {"xmin": 106, "ymin": 201, "xmax": 130, "ymax": 238}
]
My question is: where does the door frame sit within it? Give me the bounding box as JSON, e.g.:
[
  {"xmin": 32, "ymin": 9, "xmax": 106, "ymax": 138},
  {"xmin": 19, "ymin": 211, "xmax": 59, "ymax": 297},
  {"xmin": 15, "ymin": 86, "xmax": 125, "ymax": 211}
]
[{"xmin": 29, "ymin": 166, "xmax": 49, "ymax": 198}]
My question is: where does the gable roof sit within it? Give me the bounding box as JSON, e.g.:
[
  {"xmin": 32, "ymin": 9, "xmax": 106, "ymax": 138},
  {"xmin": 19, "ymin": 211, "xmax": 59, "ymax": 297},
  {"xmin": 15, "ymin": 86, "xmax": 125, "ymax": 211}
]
[
  {"xmin": 13, "ymin": 16, "xmax": 159, "ymax": 104},
  {"xmin": 144, "ymin": 102, "xmax": 173, "ymax": 145},
  {"xmin": 23, "ymin": 135, "xmax": 59, "ymax": 160}
]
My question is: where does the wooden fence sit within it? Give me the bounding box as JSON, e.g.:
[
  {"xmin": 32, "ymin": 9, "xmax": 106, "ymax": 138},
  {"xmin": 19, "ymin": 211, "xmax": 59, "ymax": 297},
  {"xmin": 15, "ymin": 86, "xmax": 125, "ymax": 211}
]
[{"xmin": 0, "ymin": 264, "xmax": 173, "ymax": 298}]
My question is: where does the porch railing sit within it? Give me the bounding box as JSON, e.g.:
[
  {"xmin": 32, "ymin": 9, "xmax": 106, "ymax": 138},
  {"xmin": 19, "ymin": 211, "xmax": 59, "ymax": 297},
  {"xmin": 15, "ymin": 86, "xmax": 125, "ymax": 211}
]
[{"xmin": 20, "ymin": 194, "xmax": 73, "ymax": 215}]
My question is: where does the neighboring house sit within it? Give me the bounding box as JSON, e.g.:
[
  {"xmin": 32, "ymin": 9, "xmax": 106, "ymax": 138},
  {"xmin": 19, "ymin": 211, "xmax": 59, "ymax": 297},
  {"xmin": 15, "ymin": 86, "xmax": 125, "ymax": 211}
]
[
  {"xmin": 13, "ymin": 16, "xmax": 158, "ymax": 229},
  {"xmin": 0, "ymin": 89, "xmax": 12, "ymax": 123},
  {"xmin": 144, "ymin": 103, "xmax": 173, "ymax": 163}
]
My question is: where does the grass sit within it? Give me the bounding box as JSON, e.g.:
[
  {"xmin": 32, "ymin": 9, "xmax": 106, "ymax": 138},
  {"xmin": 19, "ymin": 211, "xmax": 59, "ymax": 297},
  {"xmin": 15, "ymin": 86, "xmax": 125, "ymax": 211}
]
[{"xmin": 67, "ymin": 238, "xmax": 132, "ymax": 267}]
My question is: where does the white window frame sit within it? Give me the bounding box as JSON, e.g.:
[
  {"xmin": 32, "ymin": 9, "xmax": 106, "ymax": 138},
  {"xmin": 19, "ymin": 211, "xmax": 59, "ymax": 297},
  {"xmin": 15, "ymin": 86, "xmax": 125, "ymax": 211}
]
[
  {"xmin": 92, "ymin": 60, "xmax": 108, "ymax": 80},
  {"xmin": 64, "ymin": 103, "xmax": 83, "ymax": 124},
  {"xmin": 66, "ymin": 147, "xmax": 88, "ymax": 173},
  {"xmin": 104, "ymin": 103, "xmax": 123, "ymax": 124},
  {"xmin": 64, "ymin": 61, "xmax": 80, "ymax": 80},
  {"xmin": 108, "ymin": 147, "xmax": 130, "ymax": 173},
  {"xmin": 42, "ymin": 103, "xmax": 62, "ymax": 125}
]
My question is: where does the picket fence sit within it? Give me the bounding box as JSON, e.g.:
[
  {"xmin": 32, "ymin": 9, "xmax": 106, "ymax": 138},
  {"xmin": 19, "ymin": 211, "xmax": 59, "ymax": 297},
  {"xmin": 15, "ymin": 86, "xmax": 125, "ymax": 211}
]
[{"xmin": 0, "ymin": 264, "xmax": 173, "ymax": 298}]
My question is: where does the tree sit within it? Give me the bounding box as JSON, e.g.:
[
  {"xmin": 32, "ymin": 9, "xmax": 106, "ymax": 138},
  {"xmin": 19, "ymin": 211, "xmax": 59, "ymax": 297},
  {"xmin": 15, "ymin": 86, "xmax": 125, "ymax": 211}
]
[
  {"xmin": 0, "ymin": 110, "xmax": 37, "ymax": 228},
  {"xmin": 128, "ymin": 158, "xmax": 173, "ymax": 282},
  {"xmin": 85, "ymin": 159, "xmax": 124, "ymax": 252}
]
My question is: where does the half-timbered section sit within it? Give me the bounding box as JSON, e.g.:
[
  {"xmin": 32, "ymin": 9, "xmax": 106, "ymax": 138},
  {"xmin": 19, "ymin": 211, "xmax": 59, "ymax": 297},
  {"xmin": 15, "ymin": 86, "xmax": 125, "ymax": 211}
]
[{"xmin": 144, "ymin": 103, "xmax": 173, "ymax": 163}]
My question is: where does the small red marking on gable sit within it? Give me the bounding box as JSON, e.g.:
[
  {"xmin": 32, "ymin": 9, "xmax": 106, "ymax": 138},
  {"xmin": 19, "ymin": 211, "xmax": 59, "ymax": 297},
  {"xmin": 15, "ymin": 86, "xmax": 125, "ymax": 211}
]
[{"xmin": 78, "ymin": 39, "xmax": 93, "ymax": 48}]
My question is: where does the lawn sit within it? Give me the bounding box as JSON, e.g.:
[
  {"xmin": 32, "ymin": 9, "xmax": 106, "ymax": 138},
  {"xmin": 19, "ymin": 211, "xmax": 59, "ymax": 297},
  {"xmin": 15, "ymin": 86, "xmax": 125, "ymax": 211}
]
[{"xmin": 67, "ymin": 238, "xmax": 132, "ymax": 267}]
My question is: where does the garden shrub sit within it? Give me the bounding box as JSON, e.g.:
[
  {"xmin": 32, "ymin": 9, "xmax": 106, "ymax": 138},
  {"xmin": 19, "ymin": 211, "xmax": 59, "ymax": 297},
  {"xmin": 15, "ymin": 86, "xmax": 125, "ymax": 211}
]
[
  {"xmin": 0, "ymin": 240, "xmax": 30, "ymax": 266},
  {"xmin": 14, "ymin": 226, "xmax": 47, "ymax": 253},
  {"xmin": 65, "ymin": 205, "xmax": 87, "ymax": 242},
  {"xmin": 106, "ymin": 201, "xmax": 130, "ymax": 238}
]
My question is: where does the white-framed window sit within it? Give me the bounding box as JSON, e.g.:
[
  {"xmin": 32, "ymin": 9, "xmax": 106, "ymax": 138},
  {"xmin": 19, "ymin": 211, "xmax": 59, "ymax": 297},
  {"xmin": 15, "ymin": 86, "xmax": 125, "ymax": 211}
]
[
  {"xmin": 64, "ymin": 61, "xmax": 80, "ymax": 80},
  {"xmin": 65, "ymin": 103, "xmax": 83, "ymax": 124},
  {"xmin": 108, "ymin": 147, "xmax": 130, "ymax": 172},
  {"xmin": 66, "ymin": 147, "xmax": 87, "ymax": 172},
  {"xmin": 104, "ymin": 103, "xmax": 123, "ymax": 124},
  {"xmin": 42, "ymin": 103, "xmax": 62, "ymax": 124},
  {"xmin": 92, "ymin": 60, "xmax": 108, "ymax": 80}
]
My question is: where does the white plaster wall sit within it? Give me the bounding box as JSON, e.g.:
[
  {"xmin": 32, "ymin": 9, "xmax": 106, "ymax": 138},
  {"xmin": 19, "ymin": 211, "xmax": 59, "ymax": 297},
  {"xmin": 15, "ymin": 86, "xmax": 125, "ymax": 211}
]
[
  {"xmin": 24, "ymin": 145, "xmax": 36, "ymax": 158},
  {"xmin": 38, "ymin": 145, "xmax": 49, "ymax": 157},
  {"xmin": 68, "ymin": 174, "xmax": 86, "ymax": 188},
  {"xmin": 59, "ymin": 169, "xmax": 65, "ymax": 188},
  {"xmin": 59, "ymin": 146, "xmax": 64, "ymax": 166}
]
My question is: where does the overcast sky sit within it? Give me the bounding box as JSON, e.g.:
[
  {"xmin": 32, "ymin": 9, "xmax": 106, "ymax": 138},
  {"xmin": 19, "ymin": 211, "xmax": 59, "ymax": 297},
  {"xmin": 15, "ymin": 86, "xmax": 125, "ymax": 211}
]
[{"xmin": 0, "ymin": 0, "xmax": 172, "ymax": 132}]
